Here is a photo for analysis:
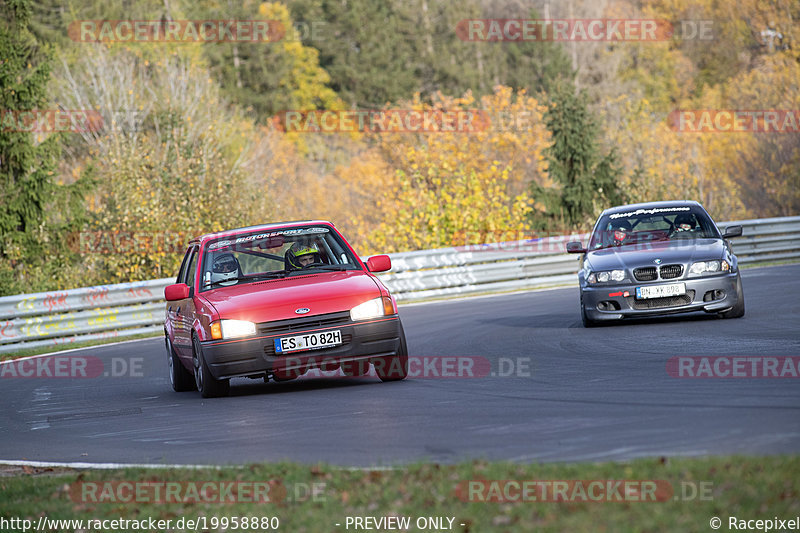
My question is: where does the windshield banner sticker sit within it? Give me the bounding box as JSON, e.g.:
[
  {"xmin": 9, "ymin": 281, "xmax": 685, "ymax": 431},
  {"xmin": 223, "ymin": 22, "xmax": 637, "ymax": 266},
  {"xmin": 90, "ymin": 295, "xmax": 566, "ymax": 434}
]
[
  {"xmin": 609, "ymin": 207, "xmax": 691, "ymax": 219},
  {"xmin": 208, "ymin": 228, "xmax": 328, "ymax": 250}
]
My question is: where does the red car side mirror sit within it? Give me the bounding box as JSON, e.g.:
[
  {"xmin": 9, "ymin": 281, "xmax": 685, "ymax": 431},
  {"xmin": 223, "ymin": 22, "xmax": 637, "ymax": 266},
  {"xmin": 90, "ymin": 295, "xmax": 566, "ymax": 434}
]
[
  {"xmin": 165, "ymin": 283, "xmax": 190, "ymax": 301},
  {"xmin": 366, "ymin": 255, "xmax": 391, "ymax": 273}
]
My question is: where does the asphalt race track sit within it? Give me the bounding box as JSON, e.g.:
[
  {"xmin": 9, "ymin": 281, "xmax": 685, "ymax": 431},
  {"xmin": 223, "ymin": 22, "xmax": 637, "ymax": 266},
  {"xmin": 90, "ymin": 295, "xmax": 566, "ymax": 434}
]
[{"xmin": 1, "ymin": 264, "xmax": 798, "ymax": 467}]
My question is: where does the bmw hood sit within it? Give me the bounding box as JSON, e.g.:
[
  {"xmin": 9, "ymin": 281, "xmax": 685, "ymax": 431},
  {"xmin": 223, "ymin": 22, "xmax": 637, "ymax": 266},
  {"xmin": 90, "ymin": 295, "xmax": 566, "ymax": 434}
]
[
  {"xmin": 584, "ymin": 239, "xmax": 726, "ymax": 271},
  {"xmin": 200, "ymin": 271, "xmax": 384, "ymax": 323}
]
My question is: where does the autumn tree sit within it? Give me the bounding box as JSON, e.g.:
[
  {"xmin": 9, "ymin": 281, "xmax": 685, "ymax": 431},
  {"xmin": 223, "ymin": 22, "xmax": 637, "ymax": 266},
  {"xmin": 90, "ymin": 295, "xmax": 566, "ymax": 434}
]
[
  {"xmin": 347, "ymin": 87, "xmax": 551, "ymax": 252},
  {"xmin": 55, "ymin": 45, "xmax": 276, "ymax": 283}
]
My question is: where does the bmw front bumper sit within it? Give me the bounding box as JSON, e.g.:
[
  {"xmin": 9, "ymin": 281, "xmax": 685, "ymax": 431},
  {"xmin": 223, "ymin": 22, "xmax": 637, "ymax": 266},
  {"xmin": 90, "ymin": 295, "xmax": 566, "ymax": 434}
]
[{"xmin": 581, "ymin": 272, "xmax": 741, "ymax": 321}]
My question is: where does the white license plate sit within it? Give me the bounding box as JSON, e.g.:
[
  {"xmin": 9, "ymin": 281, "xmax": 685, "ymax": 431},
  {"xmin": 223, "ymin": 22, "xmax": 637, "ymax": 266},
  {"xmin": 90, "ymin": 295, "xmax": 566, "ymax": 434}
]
[
  {"xmin": 274, "ymin": 329, "xmax": 342, "ymax": 354},
  {"xmin": 636, "ymin": 283, "xmax": 686, "ymax": 299}
]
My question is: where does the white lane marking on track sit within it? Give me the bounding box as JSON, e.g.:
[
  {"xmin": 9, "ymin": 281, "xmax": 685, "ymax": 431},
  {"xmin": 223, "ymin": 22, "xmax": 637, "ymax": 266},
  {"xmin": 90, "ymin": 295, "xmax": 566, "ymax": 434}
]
[
  {"xmin": 0, "ymin": 459, "xmax": 399, "ymax": 471},
  {"xmin": 29, "ymin": 388, "xmax": 52, "ymax": 430},
  {"xmin": 0, "ymin": 459, "xmax": 219, "ymax": 469}
]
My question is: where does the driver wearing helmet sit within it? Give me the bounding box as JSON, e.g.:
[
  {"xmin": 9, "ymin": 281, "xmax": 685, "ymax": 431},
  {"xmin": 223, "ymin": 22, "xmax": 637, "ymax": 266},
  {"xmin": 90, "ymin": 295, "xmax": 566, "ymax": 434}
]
[
  {"xmin": 210, "ymin": 253, "xmax": 241, "ymax": 286},
  {"xmin": 609, "ymin": 219, "xmax": 632, "ymax": 246},
  {"xmin": 285, "ymin": 242, "xmax": 321, "ymax": 270},
  {"xmin": 673, "ymin": 212, "xmax": 697, "ymax": 233}
]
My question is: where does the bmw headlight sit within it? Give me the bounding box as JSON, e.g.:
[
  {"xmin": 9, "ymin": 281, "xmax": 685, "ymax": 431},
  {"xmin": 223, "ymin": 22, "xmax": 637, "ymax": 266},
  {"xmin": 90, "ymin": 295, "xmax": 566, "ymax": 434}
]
[
  {"xmin": 689, "ymin": 260, "xmax": 730, "ymax": 277},
  {"xmin": 587, "ymin": 270, "xmax": 625, "ymax": 284},
  {"xmin": 211, "ymin": 319, "xmax": 256, "ymax": 340}
]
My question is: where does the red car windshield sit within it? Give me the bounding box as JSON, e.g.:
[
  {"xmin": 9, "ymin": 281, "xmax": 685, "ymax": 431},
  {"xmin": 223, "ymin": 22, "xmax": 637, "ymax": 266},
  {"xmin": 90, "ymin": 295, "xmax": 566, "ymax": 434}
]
[
  {"xmin": 589, "ymin": 207, "xmax": 721, "ymax": 250},
  {"xmin": 199, "ymin": 225, "xmax": 362, "ymax": 290}
]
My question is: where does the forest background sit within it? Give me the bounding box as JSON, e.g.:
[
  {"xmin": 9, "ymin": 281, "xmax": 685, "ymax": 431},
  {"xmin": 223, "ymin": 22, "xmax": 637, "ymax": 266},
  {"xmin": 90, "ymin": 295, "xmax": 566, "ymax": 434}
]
[{"xmin": 1, "ymin": 0, "xmax": 797, "ymax": 295}]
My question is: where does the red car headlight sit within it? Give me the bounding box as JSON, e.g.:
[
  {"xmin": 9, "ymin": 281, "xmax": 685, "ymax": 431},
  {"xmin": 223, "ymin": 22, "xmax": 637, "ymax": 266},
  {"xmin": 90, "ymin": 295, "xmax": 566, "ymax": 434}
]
[{"xmin": 210, "ymin": 319, "xmax": 256, "ymax": 340}]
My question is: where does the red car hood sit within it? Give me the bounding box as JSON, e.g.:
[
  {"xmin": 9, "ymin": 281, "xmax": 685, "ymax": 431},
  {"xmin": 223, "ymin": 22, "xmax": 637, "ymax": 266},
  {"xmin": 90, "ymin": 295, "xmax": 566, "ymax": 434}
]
[{"xmin": 199, "ymin": 271, "xmax": 382, "ymax": 323}]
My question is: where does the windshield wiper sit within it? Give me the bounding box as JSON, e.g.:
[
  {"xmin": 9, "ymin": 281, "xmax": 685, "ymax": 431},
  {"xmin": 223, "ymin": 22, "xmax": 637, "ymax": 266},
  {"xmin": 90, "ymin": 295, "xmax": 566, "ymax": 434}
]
[
  {"xmin": 253, "ymin": 271, "xmax": 289, "ymax": 279},
  {"xmin": 304, "ymin": 265, "xmax": 351, "ymax": 271}
]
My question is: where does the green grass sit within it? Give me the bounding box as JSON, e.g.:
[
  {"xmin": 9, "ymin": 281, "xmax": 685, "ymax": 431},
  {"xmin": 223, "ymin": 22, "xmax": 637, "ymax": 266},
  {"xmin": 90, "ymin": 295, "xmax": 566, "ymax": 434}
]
[{"xmin": 1, "ymin": 456, "xmax": 798, "ymax": 532}]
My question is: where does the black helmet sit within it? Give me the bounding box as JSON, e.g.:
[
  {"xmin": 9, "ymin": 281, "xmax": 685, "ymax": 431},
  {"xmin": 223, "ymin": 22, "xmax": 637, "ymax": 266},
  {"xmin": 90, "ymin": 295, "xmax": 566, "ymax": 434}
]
[{"xmin": 674, "ymin": 212, "xmax": 696, "ymax": 230}]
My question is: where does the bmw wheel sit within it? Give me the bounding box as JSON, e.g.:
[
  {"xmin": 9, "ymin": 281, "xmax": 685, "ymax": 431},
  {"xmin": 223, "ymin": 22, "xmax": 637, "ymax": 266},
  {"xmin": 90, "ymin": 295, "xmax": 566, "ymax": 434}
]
[
  {"xmin": 720, "ymin": 274, "xmax": 745, "ymax": 319},
  {"xmin": 581, "ymin": 297, "xmax": 600, "ymax": 328}
]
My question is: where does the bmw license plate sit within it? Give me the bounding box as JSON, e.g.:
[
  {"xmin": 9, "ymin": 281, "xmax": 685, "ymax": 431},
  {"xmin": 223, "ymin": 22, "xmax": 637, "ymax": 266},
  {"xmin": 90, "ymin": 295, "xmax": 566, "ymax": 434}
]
[
  {"xmin": 274, "ymin": 330, "xmax": 342, "ymax": 354},
  {"xmin": 636, "ymin": 283, "xmax": 686, "ymax": 299}
]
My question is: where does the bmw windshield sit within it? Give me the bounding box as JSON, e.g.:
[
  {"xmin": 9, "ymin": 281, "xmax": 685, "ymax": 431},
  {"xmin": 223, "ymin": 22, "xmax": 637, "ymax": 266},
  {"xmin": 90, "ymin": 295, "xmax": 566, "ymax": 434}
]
[
  {"xmin": 199, "ymin": 225, "xmax": 362, "ymax": 291},
  {"xmin": 588, "ymin": 206, "xmax": 721, "ymax": 251}
]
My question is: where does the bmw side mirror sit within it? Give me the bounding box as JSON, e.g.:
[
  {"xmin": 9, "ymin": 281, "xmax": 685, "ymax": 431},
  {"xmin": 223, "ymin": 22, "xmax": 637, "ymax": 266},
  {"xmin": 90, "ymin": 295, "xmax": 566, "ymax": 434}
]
[
  {"xmin": 566, "ymin": 241, "xmax": 587, "ymax": 254},
  {"xmin": 722, "ymin": 225, "xmax": 742, "ymax": 239}
]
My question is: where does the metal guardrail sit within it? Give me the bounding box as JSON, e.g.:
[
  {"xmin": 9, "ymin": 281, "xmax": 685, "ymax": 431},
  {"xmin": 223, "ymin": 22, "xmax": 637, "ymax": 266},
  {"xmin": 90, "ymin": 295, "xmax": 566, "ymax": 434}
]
[{"xmin": 0, "ymin": 216, "xmax": 797, "ymax": 354}]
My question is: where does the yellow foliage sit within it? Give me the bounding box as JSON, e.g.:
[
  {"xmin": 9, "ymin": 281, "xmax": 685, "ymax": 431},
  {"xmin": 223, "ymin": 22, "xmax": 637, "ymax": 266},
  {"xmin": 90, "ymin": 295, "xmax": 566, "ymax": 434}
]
[
  {"xmin": 603, "ymin": 95, "xmax": 748, "ymax": 221},
  {"xmin": 357, "ymin": 86, "xmax": 550, "ymax": 252}
]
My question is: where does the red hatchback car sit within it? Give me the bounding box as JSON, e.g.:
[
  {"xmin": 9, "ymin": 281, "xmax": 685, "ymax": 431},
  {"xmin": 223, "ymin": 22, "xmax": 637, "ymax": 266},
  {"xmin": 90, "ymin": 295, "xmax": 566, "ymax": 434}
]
[{"xmin": 163, "ymin": 221, "xmax": 408, "ymax": 397}]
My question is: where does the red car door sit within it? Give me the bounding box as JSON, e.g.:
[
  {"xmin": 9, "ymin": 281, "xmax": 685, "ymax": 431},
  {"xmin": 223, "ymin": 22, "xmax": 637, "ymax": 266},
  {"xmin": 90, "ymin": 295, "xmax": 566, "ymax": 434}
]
[{"xmin": 170, "ymin": 246, "xmax": 199, "ymax": 359}]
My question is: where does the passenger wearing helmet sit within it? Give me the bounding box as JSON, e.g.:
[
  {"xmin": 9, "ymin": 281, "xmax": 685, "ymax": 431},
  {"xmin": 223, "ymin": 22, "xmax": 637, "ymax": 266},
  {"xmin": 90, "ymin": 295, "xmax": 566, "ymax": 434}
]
[
  {"xmin": 210, "ymin": 253, "xmax": 241, "ymax": 286},
  {"xmin": 673, "ymin": 212, "xmax": 697, "ymax": 234},
  {"xmin": 285, "ymin": 243, "xmax": 321, "ymax": 270},
  {"xmin": 609, "ymin": 219, "xmax": 632, "ymax": 246}
]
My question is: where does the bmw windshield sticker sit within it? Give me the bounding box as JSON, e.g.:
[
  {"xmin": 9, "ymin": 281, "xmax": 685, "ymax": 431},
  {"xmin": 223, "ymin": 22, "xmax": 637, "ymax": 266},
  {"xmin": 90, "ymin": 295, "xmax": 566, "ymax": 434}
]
[
  {"xmin": 208, "ymin": 228, "xmax": 329, "ymax": 250},
  {"xmin": 609, "ymin": 207, "xmax": 691, "ymax": 219}
]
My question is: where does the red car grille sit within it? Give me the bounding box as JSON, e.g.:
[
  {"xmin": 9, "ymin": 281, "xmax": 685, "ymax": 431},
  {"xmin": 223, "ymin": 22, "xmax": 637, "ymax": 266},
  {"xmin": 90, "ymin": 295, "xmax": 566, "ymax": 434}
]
[{"xmin": 257, "ymin": 311, "xmax": 351, "ymax": 336}]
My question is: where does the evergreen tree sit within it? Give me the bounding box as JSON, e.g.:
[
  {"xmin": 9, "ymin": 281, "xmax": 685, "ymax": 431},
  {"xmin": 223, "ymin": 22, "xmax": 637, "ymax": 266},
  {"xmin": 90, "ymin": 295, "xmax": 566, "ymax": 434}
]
[
  {"xmin": 287, "ymin": 0, "xmax": 419, "ymax": 107},
  {"xmin": 289, "ymin": 0, "xmax": 574, "ymax": 107},
  {"xmin": 530, "ymin": 83, "xmax": 625, "ymax": 230},
  {"xmin": 0, "ymin": 0, "xmax": 91, "ymax": 295}
]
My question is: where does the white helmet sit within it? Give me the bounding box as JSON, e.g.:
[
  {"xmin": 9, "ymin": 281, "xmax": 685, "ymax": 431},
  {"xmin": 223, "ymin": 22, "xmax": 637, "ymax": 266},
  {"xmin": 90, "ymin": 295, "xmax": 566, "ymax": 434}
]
[{"xmin": 210, "ymin": 253, "xmax": 240, "ymax": 286}]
